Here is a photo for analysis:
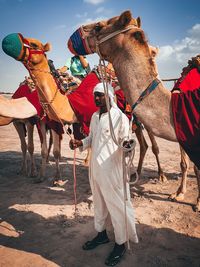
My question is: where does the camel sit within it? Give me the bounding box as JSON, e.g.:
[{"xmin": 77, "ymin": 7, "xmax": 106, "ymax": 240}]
[
  {"xmin": 0, "ymin": 32, "xmax": 168, "ymax": 185},
  {"xmin": 0, "ymin": 31, "xmax": 195, "ymax": 200},
  {"xmin": 0, "ymin": 81, "xmax": 61, "ymax": 181},
  {"xmin": 66, "ymin": 10, "xmax": 200, "ymax": 211}
]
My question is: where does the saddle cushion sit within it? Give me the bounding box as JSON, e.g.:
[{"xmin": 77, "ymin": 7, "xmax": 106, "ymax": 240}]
[
  {"xmin": 12, "ymin": 84, "xmax": 43, "ymax": 117},
  {"xmin": 67, "ymin": 72, "xmax": 99, "ymax": 135},
  {"xmin": 12, "ymin": 84, "xmax": 64, "ymax": 138},
  {"xmin": 172, "ymin": 88, "xmax": 200, "ymax": 168},
  {"xmin": 173, "ymin": 68, "xmax": 200, "ymax": 93}
]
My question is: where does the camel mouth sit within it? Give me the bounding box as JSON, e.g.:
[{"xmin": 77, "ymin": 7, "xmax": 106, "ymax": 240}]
[
  {"xmin": 68, "ymin": 27, "xmax": 92, "ymax": 55},
  {"xmin": 2, "ymin": 33, "xmax": 23, "ymax": 60}
]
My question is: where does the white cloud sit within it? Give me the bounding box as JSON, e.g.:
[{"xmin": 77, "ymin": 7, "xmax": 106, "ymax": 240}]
[
  {"xmin": 156, "ymin": 23, "xmax": 200, "ymax": 88},
  {"xmin": 158, "ymin": 24, "xmax": 200, "ymax": 64},
  {"xmin": 83, "ymin": 0, "xmax": 106, "ymax": 4}
]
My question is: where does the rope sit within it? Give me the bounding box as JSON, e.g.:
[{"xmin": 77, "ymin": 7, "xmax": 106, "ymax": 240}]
[{"xmin": 73, "ymin": 149, "xmax": 78, "ymax": 212}]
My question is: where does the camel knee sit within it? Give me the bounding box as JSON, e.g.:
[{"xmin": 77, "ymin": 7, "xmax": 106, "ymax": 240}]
[
  {"xmin": 27, "ymin": 145, "xmax": 34, "ymax": 155},
  {"xmin": 41, "ymin": 146, "xmax": 48, "ymax": 160},
  {"xmin": 53, "ymin": 149, "xmax": 60, "ymax": 160}
]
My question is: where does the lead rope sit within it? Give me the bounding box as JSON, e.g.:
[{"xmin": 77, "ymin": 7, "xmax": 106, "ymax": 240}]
[
  {"xmin": 98, "ymin": 58, "xmax": 139, "ymax": 250},
  {"xmin": 27, "ymin": 65, "xmax": 78, "ymax": 214}
]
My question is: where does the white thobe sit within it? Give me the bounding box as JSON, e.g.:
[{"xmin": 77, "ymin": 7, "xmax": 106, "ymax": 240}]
[{"xmin": 81, "ymin": 107, "xmax": 138, "ymax": 244}]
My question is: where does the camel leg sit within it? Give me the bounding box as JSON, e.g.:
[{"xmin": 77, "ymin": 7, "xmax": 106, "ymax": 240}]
[
  {"xmin": 147, "ymin": 129, "xmax": 167, "ymax": 182},
  {"xmin": 193, "ymin": 165, "xmax": 200, "ymax": 212},
  {"xmin": 47, "ymin": 129, "xmax": 53, "ymax": 163},
  {"xmin": 52, "ymin": 130, "xmax": 61, "ymax": 181},
  {"xmin": 169, "ymin": 146, "xmax": 189, "ymax": 201},
  {"xmin": 13, "ymin": 120, "xmax": 28, "ymax": 176},
  {"xmin": 36, "ymin": 121, "xmax": 48, "ymax": 182},
  {"xmin": 134, "ymin": 127, "xmax": 148, "ymax": 176},
  {"xmin": 26, "ymin": 121, "xmax": 37, "ymax": 177}
]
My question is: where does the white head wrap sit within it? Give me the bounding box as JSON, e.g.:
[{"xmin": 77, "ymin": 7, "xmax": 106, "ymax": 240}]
[{"xmin": 93, "ymin": 82, "xmax": 118, "ymax": 108}]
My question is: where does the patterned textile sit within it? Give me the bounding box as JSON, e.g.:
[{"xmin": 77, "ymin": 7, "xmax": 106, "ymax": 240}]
[{"xmin": 171, "ymin": 68, "xmax": 200, "ymax": 168}]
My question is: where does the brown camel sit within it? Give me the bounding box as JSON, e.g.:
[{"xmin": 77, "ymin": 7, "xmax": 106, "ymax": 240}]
[
  {"xmin": 0, "ymin": 33, "xmax": 167, "ymax": 183},
  {"xmin": 0, "ymin": 86, "xmax": 61, "ymax": 181},
  {"xmin": 66, "ymin": 10, "xmax": 200, "ymax": 211}
]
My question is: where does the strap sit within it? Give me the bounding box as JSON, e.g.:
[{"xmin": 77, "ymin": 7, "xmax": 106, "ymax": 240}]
[{"xmin": 131, "ymin": 78, "xmax": 161, "ymax": 111}]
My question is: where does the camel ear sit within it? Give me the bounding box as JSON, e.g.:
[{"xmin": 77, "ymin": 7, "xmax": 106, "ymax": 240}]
[
  {"xmin": 136, "ymin": 17, "xmax": 141, "ymax": 28},
  {"xmin": 150, "ymin": 46, "xmax": 159, "ymax": 58},
  {"xmin": 118, "ymin": 10, "xmax": 132, "ymax": 27},
  {"xmin": 43, "ymin": 43, "xmax": 51, "ymax": 52}
]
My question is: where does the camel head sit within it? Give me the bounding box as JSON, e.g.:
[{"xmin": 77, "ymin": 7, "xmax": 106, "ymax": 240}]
[
  {"xmin": 68, "ymin": 10, "xmax": 141, "ymax": 59},
  {"xmin": 68, "ymin": 10, "xmax": 157, "ymax": 78},
  {"xmin": 2, "ymin": 33, "xmax": 51, "ymax": 66}
]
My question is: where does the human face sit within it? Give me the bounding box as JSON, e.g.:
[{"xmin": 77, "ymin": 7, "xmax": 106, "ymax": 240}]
[{"xmin": 94, "ymin": 92, "xmax": 106, "ymax": 107}]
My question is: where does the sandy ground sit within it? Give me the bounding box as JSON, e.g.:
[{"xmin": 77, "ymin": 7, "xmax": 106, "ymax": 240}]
[{"xmin": 0, "ymin": 121, "xmax": 200, "ymax": 267}]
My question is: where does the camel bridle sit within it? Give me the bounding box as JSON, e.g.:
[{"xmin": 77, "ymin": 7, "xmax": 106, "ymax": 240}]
[
  {"xmin": 81, "ymin": 24, "xmax": 162, "ymax": 112},
  {"xmin": 17, "ymin": 35, "xmax": 60, "ymax": 117}
]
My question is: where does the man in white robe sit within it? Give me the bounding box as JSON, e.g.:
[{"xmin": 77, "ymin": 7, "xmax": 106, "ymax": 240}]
[{"xmin": 69, "ymin": 82, "xmax": 138, "ymax": 266}]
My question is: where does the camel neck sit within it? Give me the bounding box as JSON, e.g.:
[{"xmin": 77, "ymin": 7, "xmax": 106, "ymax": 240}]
[
  {"xmin": 112, "ymin": 59, "xmax": 177, "ymax": 141},
  {"xmin": 29, "ymin": 64, "xmax": 76, "ymax": 123}
]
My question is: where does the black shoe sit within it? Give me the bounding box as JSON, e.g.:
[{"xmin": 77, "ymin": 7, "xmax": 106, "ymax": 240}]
[
  {"xmin": 105, "ymin": 243, "xmax": 126, "ymax": 266},
  {"xmin": 82, "ymin": 230, "xmax": 109, "ymax": 250}
]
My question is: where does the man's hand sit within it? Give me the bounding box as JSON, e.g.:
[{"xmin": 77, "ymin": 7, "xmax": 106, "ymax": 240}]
[{"xmin": 69, "ymin": 139, "xmax": 83, "ymax": 150}]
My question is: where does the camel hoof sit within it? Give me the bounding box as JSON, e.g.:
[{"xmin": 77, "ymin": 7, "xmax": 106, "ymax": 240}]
[
  {"xmin": 193, "ymin": 200, "xmax": 200, "ymax": 212},
  {"xmin": 168, "ymin": 192, "xmax": 184, "ymax": 202}
]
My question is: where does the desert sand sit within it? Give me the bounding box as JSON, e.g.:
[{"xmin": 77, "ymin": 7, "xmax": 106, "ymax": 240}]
[{"xmin": 0, "ymin": 121, "xmax": 200, "ymax": 267}]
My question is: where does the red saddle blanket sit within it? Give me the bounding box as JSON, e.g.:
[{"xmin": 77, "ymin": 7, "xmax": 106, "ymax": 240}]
[
  {"xmin": 67, "ymin": 72, "xmax": 99, "ymax": 135},
  {"xmin": 12, "ymin": 84, "xmax": 64, "ymax": 138},
  {"xmin": 171, "ymin": 68, "xmax": 200, "ymax": 168}
]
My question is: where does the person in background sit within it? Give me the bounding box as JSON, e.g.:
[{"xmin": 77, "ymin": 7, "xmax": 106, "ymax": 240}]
[
  {"xmin": 59, "ymin": 55, "xmax": 90, "ymax": 81},
  {"xmin": 69, "ymin": 82, "xmax": 138, "ymax": 266}
]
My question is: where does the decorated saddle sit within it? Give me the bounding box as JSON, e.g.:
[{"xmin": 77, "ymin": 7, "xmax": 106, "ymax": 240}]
[{"xmin": 171, "ymin": 55, "xmax": 200, "ymax": 168}]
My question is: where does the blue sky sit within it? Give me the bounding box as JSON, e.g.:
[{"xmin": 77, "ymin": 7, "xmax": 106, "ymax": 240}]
[{"xmin": 0, "ymin": 0, "xmax": 199, "ymax": 92}]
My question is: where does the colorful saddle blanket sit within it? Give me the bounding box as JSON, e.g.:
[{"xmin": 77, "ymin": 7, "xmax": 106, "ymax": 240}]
[{"xmin": 171, "ymin": 67, "xmax": 200, "ymax": 168}]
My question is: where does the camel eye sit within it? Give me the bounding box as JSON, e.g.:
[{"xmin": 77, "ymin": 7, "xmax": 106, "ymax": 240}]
[
  {"xmin": 30, "ymin": 43, "xmax": 38, "ymax": 49},
  {"xmin": 95, "ymin": 24, "xmax": 102, "ymax": 33}
]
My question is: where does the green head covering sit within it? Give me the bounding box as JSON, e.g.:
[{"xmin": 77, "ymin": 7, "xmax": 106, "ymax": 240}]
[{"xmin": 2, "ymin": 33, "xmax": 23, "ymax": 60}]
